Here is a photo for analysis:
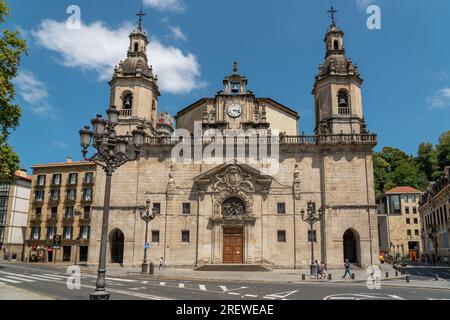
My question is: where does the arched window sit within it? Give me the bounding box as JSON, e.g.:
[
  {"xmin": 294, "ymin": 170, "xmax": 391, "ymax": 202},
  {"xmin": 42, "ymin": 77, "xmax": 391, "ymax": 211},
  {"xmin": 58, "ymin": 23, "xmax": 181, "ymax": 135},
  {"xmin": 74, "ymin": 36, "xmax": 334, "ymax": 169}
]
[
  {"xmin": 333, "ymin": 39, "xmax": 339, "ymax": 50},
  {"xmin": 338, "ymin": 90, "xmax": 350, "ymax": 115},
  {"xmin": 134, "ymin": 42, "xmax": 139, "ymax": 52},
  {"xmin": 122, "ymin": 92, "xmax": 133, "ymax": 110}
]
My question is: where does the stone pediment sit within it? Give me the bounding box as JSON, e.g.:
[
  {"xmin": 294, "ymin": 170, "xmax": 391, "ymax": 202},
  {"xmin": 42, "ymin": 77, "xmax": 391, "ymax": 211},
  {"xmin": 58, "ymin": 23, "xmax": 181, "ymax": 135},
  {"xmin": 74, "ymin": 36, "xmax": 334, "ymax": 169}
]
[
  {"xmin": 193, "ymin": 161, "xmax": 273, "ymax": 221},
  {"xmin": 193, "ymin": 160, "xmax": 272, "ymax": 196}
]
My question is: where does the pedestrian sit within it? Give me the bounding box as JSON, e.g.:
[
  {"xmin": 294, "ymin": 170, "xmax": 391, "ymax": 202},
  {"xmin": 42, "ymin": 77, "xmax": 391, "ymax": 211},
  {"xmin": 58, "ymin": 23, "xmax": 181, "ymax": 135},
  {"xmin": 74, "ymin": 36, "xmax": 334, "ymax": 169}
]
[
  {"xmin": 343, "ymin": 258, "xmax": 352, "ymax": 279},
  {"xmin": 159, "ymin": 257, "xmax": 165, "ymax": 270},
  {"xmin": 320, "ymin": 262, "xmax": 328, "ymax": 280},
  {"xmin": 315, "ymin": 260, "xmax": 320, "ymax": 279},
  {"xmin": 432, "ymin": 254, "xmax": 436, "ymax": 266}
]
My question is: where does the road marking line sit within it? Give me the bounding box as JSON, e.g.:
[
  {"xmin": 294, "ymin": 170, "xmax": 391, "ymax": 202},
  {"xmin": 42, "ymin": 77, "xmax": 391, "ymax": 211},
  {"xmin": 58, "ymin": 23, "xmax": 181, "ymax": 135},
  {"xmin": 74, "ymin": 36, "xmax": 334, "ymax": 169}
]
[
  {"xmin": 31, "ymin": 274, "xmax": 62, "ymax": 280},
  {"xmin": 179, "ymin": 283, "xmax": 185, "ymax": 288},
  {"xmin": 43, "ymin": 274, "xmax": 69, "ymax": 279},
  {"xmin": 0, "ymin": 277, "xmax": 21, "ymax": 284},
  {"xmin": 219, "ymin": 286, "xmax": 228, "ymax": 292},
  {"xmin": 105, "ymin": 277, "xmax": 137, "ymax": 283},
  {"xmin": 228, "ymin": 292, "xmax": 240, "ymax": 296},
  {"xmin": 142, "ymin": 281, "xmax": 148, "ymax": 284},
  {"xmin": 244, "ymin": 294, "xmax": 258, "ymax": 298},
  {"xmin": 263, "ymin": 296, "xmax": 276, "ymax": 300},
  {"xmin": 5, "ymin": 276, "xmax": 35, "ymax": 283},
  {"xmin": 0, "ymin": 272, "xmax": 55, "ymax": 282},
  {"xmin": 199, "ymin": 285, "xmax": 207, "ymax": 291},
  {"xmin": 160, "ymin": 282, "xmax": 166, "ymax": 286}
]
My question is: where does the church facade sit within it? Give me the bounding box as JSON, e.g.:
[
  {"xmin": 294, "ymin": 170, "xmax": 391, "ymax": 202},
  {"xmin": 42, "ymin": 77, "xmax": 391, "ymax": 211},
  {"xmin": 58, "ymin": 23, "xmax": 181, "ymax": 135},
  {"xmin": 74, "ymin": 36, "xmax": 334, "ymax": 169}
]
[{"xmin": 88, "ymin": 18, "xmax": 380, "ymax": 269}]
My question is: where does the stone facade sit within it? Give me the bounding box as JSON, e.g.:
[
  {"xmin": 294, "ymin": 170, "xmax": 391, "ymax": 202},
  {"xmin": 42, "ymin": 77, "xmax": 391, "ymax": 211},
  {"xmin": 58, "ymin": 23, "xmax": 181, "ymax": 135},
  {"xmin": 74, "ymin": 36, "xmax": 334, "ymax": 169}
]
[
  {"xmin": 24, "ymin": 159, "xmax": 96, "ymax": 264},
  {"xmin": 376, "ymin": 187, "xmax": 423, "ymax": 259},
  {"xmin": 86, "ymin": 19, "xmax": 380, "ymax": 270},
  {"xmin": 419, "ymin": 167, "xmax": 450, "ymax": 260},
  {"xmin": 0, "ymin": 170, "xmax": 32, "ymax": 261}
]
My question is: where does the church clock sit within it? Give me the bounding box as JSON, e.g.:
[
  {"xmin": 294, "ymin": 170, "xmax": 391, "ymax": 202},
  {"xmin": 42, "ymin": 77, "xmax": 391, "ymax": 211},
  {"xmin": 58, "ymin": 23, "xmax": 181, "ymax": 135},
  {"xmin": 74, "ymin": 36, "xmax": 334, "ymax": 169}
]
[{"xmin": 227, "ymin": 103, "xmax": 242, "ymax": 118}]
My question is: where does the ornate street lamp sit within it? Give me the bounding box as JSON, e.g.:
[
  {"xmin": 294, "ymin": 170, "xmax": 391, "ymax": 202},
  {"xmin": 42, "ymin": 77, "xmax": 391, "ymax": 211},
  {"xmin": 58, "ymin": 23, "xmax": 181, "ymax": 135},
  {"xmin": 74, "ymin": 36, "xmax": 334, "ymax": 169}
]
[
  {"xmin": 79, "ymin": 106, "xmax": 145, "ymax": 300},
  {"xmin": 300, "ymin": 201, "xmax": 324, "ymax": 276},
  {"xmin": 139, "ymin": 199, "xmax": 156, "ymax": 273}
]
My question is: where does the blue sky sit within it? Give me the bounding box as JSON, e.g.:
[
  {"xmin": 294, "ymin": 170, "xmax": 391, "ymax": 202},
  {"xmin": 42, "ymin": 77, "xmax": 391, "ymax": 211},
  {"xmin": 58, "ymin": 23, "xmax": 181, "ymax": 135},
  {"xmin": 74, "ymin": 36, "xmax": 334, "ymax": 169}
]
[{"xmin": 5, "ymin": 0, "xmax": 450, "ymax": 172}]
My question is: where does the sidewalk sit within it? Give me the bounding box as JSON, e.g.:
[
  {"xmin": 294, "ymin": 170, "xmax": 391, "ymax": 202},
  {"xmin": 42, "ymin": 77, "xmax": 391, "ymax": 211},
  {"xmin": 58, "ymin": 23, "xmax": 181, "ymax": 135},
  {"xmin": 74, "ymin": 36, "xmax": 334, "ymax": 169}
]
[
  {"xmin": 77, "ymin": 263, "xmax": 403, "ymax": 284},
  {"xmin": 0, "ymin": 284, "xmax": 54, "ymax": 300}
]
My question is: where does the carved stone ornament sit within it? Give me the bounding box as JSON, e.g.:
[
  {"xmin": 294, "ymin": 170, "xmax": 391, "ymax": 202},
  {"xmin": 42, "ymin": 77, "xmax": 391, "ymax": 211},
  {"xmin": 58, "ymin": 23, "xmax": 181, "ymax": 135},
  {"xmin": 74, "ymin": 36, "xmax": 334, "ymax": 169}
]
[
  {"xmin": 293, "ymin": 164, "xmax": 301, "ymax": 200},
  {"xmin": 166, "ymin": 168, "xmax": 176, "ymax": 200}
]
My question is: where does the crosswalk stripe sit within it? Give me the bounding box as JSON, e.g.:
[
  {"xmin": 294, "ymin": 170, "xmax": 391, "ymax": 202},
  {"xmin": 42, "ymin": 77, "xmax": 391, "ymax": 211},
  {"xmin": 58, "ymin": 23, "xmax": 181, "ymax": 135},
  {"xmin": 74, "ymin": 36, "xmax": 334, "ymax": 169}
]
[
  {"xmin": 199, "ymin": 285, "xmax": 207, "ymax": 291},
  {"xmin": 43, "ymin": 274, "xmax": 69, "ymax": 279},
  {"xmin": 31, "ymin": 274, "xmax": 63, "ymax": 280},
  {"xmin": 160, "ymin": 282, "xmax": 166, "ymax": 286},
  {"xmin": 179, "ymin": 283, "xmax": 185, "ymax": 288},
  {"xmin": 220, "ymin": 286, "xmax": 228, "ymax": 292},
  {"xmin": 0, "ymin": 271, "xmax": 54, "ymax": 282},
  {"xmin": 0, "ymin": 277, "xmax": 21, "ymax": 284},
  {"xmin": 5, "ymin": 276, "xmax": 35, "ymax": 283}
]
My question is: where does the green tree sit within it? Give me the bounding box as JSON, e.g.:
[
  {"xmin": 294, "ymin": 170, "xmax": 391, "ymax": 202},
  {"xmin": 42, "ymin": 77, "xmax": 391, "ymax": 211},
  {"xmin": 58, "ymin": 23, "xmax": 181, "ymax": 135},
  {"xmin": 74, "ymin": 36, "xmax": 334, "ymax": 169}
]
[
  {"xmin": 373, "ymin": 147, "xmax": 428, "ymax": 197},
  {"xmin": 436, "ymin": 130, "xmax": 450, "ymax": 172},
  {"xmin": 0, "ymin": 0, "xmax": 27, "ymax": 179},
  {"xmin": 416, "ymin": 142, "xmax": 439, "ymax": 181}
]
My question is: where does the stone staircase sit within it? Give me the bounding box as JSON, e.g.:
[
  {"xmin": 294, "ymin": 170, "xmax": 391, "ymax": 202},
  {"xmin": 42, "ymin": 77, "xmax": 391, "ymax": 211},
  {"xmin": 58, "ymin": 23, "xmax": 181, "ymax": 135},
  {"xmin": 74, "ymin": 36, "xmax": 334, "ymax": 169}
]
[{"xmin": 195, "ymin": 264, "xmax": 272, "ymax": 272}]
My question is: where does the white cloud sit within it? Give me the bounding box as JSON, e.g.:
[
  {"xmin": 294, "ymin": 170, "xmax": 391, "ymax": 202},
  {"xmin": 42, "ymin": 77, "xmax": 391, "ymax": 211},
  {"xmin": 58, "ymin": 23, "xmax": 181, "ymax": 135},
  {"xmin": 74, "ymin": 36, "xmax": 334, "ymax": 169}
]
[
  {"xmin": 169, "ymin": 25, "xmax": 188, "ymax": 41},
  {"xmin": 32, "ymin": 20, "xmax": 204, "ymax": 94},
  {"xmin": 143, "ymin": 0, "xmax": 186, "ymax": 12},
  {"xmin": 13, "ymin": 70, "xmax": 55, "ymax": 118},
  {"xmin": 426, "ymin": 87, "xmax": 450, "ymax": 109}
]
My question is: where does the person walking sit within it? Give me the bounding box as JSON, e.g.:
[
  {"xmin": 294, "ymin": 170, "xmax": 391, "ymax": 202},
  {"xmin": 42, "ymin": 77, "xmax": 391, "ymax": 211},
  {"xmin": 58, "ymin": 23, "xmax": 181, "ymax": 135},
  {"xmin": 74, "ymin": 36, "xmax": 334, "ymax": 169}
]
[
  {"xmin": 320, "ymin": 262, "xmax": 328, "ymax": 280},
  {"xmin": 315, "ymin": 260, "xmax": 320, "ymax": 279},
  {"xmin": 159, "ymin": 257, "xmax": 165, "ymax": 270},
  {"xmin": 343, "ymin": 258, "xmax": 352, "ymax": 279}
]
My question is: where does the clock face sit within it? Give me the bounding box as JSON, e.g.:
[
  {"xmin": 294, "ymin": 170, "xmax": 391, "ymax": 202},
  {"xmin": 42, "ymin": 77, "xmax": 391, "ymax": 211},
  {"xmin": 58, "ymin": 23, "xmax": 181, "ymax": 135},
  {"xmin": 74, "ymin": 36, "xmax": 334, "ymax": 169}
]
[{"xmin": 227, "ymin": 104, "xmax": 242, "ymax": 118}]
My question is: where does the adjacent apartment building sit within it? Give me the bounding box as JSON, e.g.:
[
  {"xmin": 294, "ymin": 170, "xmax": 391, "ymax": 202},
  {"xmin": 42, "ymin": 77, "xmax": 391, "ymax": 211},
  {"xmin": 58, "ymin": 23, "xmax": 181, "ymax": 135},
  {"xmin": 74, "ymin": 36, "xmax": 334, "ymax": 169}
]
[
  {"xmin": 377, "ymin": 187, "xmax": 423, "ymax": 259},
  {"xmin": 419, "ymin": 167, "xmax": 450, "ymax": 260},
  {"xmin": 25, "ymin": 158, "xmax": 96, "ymax": 263},
  {"xmin": 0, "ymin": 170, "xmax": 32, "ymax": 261}
]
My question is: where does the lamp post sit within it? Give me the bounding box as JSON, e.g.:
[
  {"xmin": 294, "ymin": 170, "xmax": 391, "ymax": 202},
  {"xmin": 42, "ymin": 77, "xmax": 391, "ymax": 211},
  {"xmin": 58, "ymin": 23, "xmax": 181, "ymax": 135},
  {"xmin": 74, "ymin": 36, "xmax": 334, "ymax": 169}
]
[
  {"xmin": 79, "ymin": 106, "xmax": 145, "ymax": 300},
  {"xmin": 74, "ymin": 237, "xmax": 80, "ymax": 266},
  {"xmin": 300, "ymin": 201, "xmax": 324, "ymax": 276},
  {"xmin": 139, "ymin": 199, "xmax": 156, "ymax": 273}
]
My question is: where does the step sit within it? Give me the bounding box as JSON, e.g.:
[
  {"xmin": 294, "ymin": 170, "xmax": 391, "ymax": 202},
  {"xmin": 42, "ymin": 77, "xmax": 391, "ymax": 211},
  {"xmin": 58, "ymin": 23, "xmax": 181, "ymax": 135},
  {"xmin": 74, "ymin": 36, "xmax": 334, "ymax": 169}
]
[{"xmin": 195, "ymin": 264, "xmax": 271, "ymax": 272}]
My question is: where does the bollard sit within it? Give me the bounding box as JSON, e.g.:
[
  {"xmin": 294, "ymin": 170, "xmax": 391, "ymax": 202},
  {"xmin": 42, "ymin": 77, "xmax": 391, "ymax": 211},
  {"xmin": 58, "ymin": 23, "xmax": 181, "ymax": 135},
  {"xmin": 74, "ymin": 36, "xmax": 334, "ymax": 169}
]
[
  {"xmin": 395, "ymin": 271, "xmax": 399, "ymax": 277},
  {"xmin": 302, "ymin": 274, "xmax": 306, "ymax": 281},
  {"xmin": 434, "ymin": 274, "xmax": 439, "ymax": 281},
  {"xmin": 351, "ymin": 273, "xmax": 355, "ymax": 280},
  {"xmin": 406, "ymin": 275, "xmax": 410, "ymax": 283},
  {"xmin": 385, "ymin": 272, "xmax": 389, "ymax": 278},
  {"xmin": 149, "ymin": 262, "xmax": 155, "ymax": 275},
  {"xmin": 328, "ymin": 274, "xmax": 332, "ymax": 281}
]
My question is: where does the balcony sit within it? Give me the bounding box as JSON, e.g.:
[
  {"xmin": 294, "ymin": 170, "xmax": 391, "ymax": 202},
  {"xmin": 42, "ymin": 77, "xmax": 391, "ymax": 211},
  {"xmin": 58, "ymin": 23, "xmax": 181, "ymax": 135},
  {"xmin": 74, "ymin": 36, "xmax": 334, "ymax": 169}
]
[
  {"xmin": 79, "ymin": 214, "xmax": 91, "ymax": 223},
  {"xmin": 83, "ymin": 179, "xmax": 95, "ymax": 186},
  {"xmin": 30, "ymin": 216, "xmax": 42, "ymax": 223},
  {"xmin": 49, "ymin": 196, "xmax": 61, "ymax": 204},
  {"xmin": 65, "ymin": 196, "xmax": 77, "ymax": 204},
  {"xmin": 120, "ymin": 109, "xmax": 132, "ymax": 117},
  {"xmin": 46, "ymin": 216, "xmax": 58, "ymax": 224},
  {"xmin": 33, "ymin": 198, "xmax": 44, "ymax": 206},
  {"xmin": 62, "ymin": 216, "xmax": 75, "ymax": 224}
]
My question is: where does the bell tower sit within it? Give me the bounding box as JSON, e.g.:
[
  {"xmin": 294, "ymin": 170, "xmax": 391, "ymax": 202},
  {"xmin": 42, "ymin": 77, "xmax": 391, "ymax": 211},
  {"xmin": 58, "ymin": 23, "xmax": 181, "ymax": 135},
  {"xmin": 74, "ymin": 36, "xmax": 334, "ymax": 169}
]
[
  {"xmin": 312, "ymin": 5, "xmax": 369, "ymax": 135},
  {"xmin": 109, "ymin": 9, "xmax": 160, "ymax": 131}
]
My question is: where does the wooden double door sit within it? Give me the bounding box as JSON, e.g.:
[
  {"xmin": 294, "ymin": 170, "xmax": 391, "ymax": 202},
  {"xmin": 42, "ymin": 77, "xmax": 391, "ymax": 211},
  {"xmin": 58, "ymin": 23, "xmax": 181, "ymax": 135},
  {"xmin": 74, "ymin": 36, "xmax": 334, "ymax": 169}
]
[{"xmin": 223, "ymin": 227, "xmax": 244, "ymax": 264}]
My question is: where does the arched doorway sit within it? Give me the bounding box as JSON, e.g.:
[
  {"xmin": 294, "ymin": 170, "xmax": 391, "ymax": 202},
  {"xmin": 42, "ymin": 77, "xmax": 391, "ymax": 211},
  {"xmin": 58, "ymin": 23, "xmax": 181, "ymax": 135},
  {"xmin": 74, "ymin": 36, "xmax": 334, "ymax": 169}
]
[
  {"xmin": 343, "ymin": 229, "xmax": 359, "ymax": 264},
  {"xmin": 222, "ymin": 197, "xmax": 246, "ymax": 264},
  {"xmin": 109, "ymin": 229, "xmax": 124, "ymax": 264}
]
